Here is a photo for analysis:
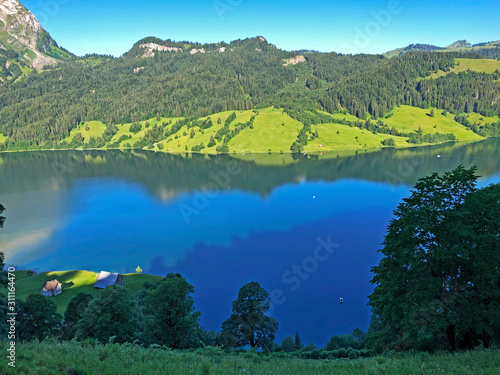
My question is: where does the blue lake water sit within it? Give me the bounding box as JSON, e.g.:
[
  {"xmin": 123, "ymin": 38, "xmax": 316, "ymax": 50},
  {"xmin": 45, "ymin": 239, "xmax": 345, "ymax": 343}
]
[{"xmin": 1, "ymin": 139, "xmax": 500, "ymax": 347}]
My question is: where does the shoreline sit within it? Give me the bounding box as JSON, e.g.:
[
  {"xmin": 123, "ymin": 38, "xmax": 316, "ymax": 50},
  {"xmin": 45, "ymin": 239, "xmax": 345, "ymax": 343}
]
[{"xmin": 0, "ymin": 138, "xmax": 485, "ymax": 156}]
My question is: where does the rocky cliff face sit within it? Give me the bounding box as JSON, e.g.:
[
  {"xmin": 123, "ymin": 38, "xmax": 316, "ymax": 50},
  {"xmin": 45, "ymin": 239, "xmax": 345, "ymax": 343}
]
[{"xmin": 0, "ymin": 0, "xmax": 57, "ymax": 69}]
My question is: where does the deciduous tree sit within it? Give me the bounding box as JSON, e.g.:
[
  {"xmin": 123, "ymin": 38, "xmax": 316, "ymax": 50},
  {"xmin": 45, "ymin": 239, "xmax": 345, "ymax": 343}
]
[
  {"xmin": 143, "ymin": 273, "xmax": 201, "ymax": 348},
  {"xmin": 221, "ymin": 282, "xmax": 278, "ymax": 350},
  {"xmin": 368, "ymin": 166, "xmax": 500, "ymax": 351}
]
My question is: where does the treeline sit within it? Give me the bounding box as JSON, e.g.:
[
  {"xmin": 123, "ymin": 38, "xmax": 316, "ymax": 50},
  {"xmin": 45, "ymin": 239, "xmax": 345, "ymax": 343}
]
[
  {"xmin": 0, "ymin": 272, "xmax": 367, "ymax": 357},
  {"xmin": 0, "ymin": 37, "xmax": 294, "ymax": 145},
  {"xmin": 287, "ymin": 108, "xmax": 459, "ymax": 152},
  {"xmin": 454, "ymin": 114, "xmax": 500, "ymax": 137},
  {"xmin": 319, "ymin": 52, "xmax": 500, "ymax": 119},
  {"xmin": 1, "ymin": 41, "xmax": 500, "ymax": 149}
]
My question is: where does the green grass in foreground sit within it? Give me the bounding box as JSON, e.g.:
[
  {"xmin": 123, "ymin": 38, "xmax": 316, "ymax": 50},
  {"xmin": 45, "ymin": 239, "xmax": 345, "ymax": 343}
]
[
  {"xmin": 0, "ymin": 270, "xmax": 161, "ymax": 315},
  {"xmin": 1, "ymin": 341, "xmax": 497, "ymax": 375}
]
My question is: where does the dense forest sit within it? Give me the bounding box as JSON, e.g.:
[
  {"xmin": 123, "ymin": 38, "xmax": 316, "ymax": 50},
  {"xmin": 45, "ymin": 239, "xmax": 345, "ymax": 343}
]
[{"xmin": 0, "ymin": 36, "xmax": 499, "ymax": 150}]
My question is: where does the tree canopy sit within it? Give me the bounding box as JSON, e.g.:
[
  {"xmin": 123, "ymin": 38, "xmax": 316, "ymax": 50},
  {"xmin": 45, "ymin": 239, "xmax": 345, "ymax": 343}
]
[
  {"xmin": 368, "ymin": 166, "xmax": 500, "ymax": 351},
  {"xmin": 143, "ymin": 273, "xmax": 201, "ymax": 348},
  {"xmin": 76, "ymin": 286, "xmax": 141, "ymax": 344},
  {"xmin": 221, "ymin": 281, "xmax": 278, "ymax": 350},
  {"xmin": 63, "ymin": 291, "xmax": 94, "ymax": 340},
  {"xmin": 17, "ymin": 294, "xmax": 62, "ymax": 342}
]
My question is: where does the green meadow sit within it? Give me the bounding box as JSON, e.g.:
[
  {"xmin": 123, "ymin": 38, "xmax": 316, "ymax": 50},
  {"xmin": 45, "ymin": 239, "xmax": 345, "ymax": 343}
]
[
  {"xmin": 159, "ymin": 110, "xmax": 254, "ymax": 153},
  {"xmin": 0, "ymin": 341, "xmax": 497, "ymax": 375},
  {"xmin": 65, "ymin": 121, "xmax": 107, "ymax": 144},
  {"xmin": 382, "ymin": 105, "xmax": 483, "ymax": 141},
  {"xmin": 33, "ymin": 105, "xmax": 486, "ymax": 155},
  {"xmin": 227, "ymin": 108, "xmax": 303, "ymax": 153},
  {"xmin": 463, "ymin": 112, "xmax": 500, "ymax": 126},
  {"xmin": 427, "ymin": 58, "xmax": 500, "ymax": 79},
  {"xmin": 304, "ymin": 123, "xmax": 409, "ymax": 153},
  {"xmin": 1, "ymin": 270, "xmax": 161, "ymax": 315}
]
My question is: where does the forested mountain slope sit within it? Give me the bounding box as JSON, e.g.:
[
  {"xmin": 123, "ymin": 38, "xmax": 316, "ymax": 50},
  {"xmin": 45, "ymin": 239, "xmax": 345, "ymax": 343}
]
[
  {"xmin": 0, "ymin": 0, "xmax": 499, "ymax": 153},
  {"xmin": 0, "ymin": 0, "xmax": 72, "ymax": 82}
]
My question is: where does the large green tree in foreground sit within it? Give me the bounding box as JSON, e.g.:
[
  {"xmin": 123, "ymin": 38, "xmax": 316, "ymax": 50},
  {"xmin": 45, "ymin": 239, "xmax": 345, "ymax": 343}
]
[
  {"xmin": 143, "ymin": 273, "xmax": 201, "ymax": 348},
  {"xmin": 17, "ymin": 294, "xmax": 62, "ymax": 342},
  {"xmin": 221, "ymin": 281, "xmax": 278, "ymax": 350},
  {"xmin": 63, "ymin": 291, "xmax": 94, "ymax": 340},
  {"xmin": 76, "ymin": 286, "xmax": 141, "ymax": 344},
  {"xmin": 368, "ymin": 166, "xmax": 500, "ymax": 351}
]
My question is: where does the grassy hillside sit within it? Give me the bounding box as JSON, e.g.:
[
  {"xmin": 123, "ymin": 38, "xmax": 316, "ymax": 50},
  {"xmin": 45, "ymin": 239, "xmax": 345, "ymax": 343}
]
[
  {"xmin": 1, "ymin": 270, "xmax": 161, "ymax": 315},
  {"xmin": 227, "ymin": 108, "xmax": 303, "ymax": 153},
  {"xmin": 159, "ymin": 110, "xmax": 255, "ymax": 153},
  {"xmin": 1, "ymin": 341, "xmax": 497, "ymax": 375},
  {"xmin": 5, "ymin": 106, "xmax": 486, "ymax": 154},
  {"xmin": 65, "ymin": 121, "xmax": 107, "ymax": 144},
  {"xmin": 465, "ymin": 112, "xmax": 500, "ymax": 126},
  {"xmin": 426, "ymin": 58, "xmax": 500, "ymax": 79},
  {"xmin": 382, "ymin": 105, "xmax": 483, "ymax": 141},
  {"xmin": 304, "ymin": 124, "xmax": 410, "ymax": 153}
]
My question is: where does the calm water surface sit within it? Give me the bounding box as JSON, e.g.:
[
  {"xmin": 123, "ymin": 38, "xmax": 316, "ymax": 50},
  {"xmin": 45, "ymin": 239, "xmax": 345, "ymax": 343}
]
[{"xmin": 1, "ymin": 139, "xmax": 500, "ymax": 346}]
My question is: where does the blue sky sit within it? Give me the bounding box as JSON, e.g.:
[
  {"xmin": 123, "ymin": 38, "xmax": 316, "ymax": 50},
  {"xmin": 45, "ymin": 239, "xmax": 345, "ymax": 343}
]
[{"xmin": 22, "ymin": 0, "xmax": 500, "ymax": 57}]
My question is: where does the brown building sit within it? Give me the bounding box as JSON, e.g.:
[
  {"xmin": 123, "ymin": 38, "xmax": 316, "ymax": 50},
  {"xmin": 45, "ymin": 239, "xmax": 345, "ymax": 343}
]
[{"xmin": 40, "ymin": 280, "xmax": 62, "ymax": 297}]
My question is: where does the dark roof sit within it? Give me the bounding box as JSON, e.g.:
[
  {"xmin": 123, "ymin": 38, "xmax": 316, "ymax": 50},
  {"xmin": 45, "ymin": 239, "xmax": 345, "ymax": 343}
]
[{"xmin": 94, "ymin": 271, "xmax": 119, "ymax": 288}]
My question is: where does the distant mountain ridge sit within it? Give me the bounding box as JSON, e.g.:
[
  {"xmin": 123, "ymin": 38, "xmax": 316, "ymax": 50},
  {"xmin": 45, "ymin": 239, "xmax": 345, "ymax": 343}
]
[
  {"xmin": 0, "ymin": 0, "xmax": 72, "ymax": 81},
  {"xmin": 123, "ymin": 35, "xmax": 277, "ymax": 59},
  {"xmin": 385, "ymin": 39, "xmax": 500, "ymax": 60}
]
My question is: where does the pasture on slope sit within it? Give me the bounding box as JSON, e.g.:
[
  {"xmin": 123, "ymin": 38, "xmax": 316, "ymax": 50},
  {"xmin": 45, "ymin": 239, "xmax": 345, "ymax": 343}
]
[
  {"xmin": 382, "ymin": 105, "xmax": 483, "ymax": 141},
  {"xmin": 227, "ymin": 108, "xmax": 303, "ymax": 153},
  {"xmin": 160, "ymin": 110, "xmax": 255, "ymax": 153},
  {"xmin": 464, "ymin": 112, "xmax": 500, "ymax": 126},
  {"xmin": 65, "ymin": 121, "xmax": 107, "ymax": 143},
  {"xmin": 304, "ymin": 124, "xmax": 409, "ymax": 153},
  {"xmin": 59, "ymin": 106, "xmax": 483, "ymax": 154},
  {"xmin": 0, "ymin": 270, "xmax": 161, "ymax": 315},
  {"xmin": 426, "ymin": 58, "xmax": 500, "ymax": 79}
]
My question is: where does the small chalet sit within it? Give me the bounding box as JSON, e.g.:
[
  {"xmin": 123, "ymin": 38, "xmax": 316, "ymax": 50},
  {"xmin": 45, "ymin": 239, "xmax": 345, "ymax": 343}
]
[
  {"xmin": 40, "ymin": 280, "xmax": 62, "ymax": 297},
  {"xmin": 94, "ymin": 271, "xmax": 124, "ymax": 289}
]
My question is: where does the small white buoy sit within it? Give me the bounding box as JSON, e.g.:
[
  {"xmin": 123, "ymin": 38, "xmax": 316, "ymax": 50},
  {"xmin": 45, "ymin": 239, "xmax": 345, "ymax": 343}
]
[
  {"xmin": 437, "ymin": 155, "xmax": 441, "ymax": 158},
  {"xmin": 313, "ymin": 196, "xmax": 316, "ymax": 199}
]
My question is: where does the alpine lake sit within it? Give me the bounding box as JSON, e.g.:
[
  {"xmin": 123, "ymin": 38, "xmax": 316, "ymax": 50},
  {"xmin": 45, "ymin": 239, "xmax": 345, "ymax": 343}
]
[{"xmin": 1, "ymin": 138, "xmax": 500, "ymax": 346}]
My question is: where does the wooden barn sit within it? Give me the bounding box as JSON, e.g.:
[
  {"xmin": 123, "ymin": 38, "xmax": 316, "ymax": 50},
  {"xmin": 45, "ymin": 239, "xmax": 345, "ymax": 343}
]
[
  {"xmin": 40, "ymin": 280, "xmax": 62, "ymax": 297},
  {"xmin": 94, "ymin": 271, "xmax": 124, "ymax": 289}
]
